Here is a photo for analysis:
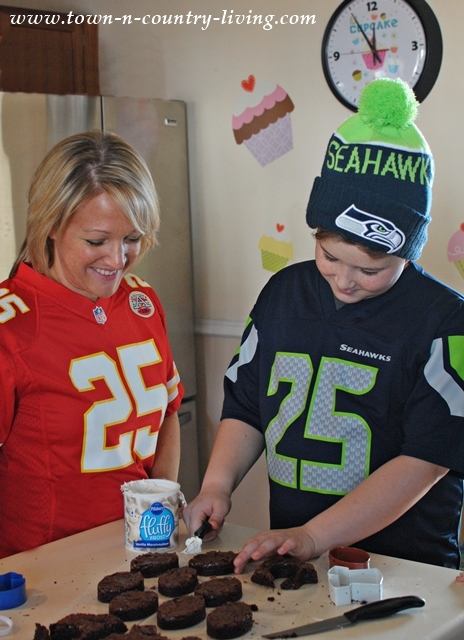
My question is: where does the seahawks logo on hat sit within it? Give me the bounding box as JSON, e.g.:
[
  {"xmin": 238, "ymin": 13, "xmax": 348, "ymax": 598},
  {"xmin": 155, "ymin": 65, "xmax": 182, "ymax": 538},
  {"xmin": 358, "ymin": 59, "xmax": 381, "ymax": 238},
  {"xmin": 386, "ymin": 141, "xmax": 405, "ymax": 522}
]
[{"xmin": 335, "ymin": 205, "xmax": 405, "ymax": 254}]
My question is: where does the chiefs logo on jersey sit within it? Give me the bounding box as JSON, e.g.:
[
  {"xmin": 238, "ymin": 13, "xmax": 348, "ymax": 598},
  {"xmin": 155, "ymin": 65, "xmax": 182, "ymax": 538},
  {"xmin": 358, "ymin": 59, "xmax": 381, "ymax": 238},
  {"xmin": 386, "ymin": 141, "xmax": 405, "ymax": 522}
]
[{"xmin": 129, "ymin": 291, "xmax": 156, "ymax": 318}]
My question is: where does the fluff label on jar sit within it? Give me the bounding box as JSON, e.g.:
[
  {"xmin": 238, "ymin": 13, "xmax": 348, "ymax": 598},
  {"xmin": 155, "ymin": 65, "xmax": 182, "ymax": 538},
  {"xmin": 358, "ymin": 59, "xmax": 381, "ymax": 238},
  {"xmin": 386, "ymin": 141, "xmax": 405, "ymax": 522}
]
[{"xmin": 121, "ymin": 479, "xmax": 186, "ymax": 552}]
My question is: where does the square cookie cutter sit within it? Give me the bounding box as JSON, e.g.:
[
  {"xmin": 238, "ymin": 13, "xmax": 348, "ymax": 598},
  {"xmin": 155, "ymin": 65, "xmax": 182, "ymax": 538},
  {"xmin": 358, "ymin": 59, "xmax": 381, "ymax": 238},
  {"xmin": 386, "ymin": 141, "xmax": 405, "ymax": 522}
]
[{"xmin": 328, "ymin": 565, "xmax": 383, "ymax": 606}]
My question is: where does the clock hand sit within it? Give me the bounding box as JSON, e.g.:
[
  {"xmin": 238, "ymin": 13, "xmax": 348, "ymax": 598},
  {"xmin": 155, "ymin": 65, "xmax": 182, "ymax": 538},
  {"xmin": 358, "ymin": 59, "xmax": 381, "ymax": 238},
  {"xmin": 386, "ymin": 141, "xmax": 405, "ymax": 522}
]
[
  {"xmin": 352, "ymin": 14, "xmax": 382, "ymax": 64},
  {"xmin": 372, "ymin": 23, "xmax": 381, "ymax": 67}
]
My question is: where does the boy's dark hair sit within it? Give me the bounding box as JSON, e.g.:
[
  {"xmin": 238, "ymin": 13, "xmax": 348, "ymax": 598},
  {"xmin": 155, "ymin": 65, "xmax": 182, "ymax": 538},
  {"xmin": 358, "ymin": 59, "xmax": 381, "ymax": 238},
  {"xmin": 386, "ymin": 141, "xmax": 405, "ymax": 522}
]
[{"xmin": 313, "ymin": 228, "xmax": 396, "ymax": 261}]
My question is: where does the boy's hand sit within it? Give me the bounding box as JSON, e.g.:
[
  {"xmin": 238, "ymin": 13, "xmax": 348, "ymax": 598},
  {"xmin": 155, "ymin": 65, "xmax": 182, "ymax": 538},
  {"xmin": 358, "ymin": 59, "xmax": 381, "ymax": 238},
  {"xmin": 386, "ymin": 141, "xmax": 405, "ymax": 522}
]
[
  {"xmin": 182, "ymin": 489, "xmax": 232, "ymax": 542},
  {"xmin": 233, "ymin": 527, "xmax": 316, "ymax": 574}
]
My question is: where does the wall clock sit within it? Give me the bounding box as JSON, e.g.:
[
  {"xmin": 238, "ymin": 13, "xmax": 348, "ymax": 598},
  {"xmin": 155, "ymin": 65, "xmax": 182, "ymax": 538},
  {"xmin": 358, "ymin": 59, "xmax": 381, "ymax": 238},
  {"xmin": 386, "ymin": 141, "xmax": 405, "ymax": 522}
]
[{"xmin": 321, "ymin": 0, "xmax": 443, "ymax": 111}]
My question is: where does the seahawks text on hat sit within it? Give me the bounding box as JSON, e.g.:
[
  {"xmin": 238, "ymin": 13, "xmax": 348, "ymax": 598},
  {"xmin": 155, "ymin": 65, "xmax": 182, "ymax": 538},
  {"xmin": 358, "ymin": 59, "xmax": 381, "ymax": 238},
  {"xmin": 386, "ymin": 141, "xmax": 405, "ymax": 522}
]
[{"xmin": 327, "ymin": 137, "xmax": 433, "ymax": 186}]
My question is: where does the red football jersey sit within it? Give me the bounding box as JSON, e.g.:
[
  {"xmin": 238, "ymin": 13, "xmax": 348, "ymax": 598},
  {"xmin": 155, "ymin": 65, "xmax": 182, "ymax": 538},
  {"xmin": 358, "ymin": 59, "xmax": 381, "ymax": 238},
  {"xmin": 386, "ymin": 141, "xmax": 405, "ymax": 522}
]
[{"xmin": 0, "ymin": 263, "xmax": 184, "ymax": 557}]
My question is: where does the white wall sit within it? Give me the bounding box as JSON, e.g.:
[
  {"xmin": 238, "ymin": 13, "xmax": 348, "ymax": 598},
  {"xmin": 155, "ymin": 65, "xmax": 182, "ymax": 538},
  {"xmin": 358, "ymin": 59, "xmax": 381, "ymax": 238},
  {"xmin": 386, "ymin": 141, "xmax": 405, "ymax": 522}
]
[{"xmin": 5, "ymin": 0, "xmax": 464, "ymax": 530}]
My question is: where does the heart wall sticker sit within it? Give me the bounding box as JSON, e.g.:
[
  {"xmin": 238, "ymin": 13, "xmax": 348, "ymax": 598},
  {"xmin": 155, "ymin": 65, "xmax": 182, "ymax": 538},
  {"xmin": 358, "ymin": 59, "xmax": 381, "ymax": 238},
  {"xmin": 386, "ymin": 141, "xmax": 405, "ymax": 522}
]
[
  {"xmin": 258, "ymin": 224, "xmax": 294, "ymax": 273},
  {"xmin": 241, "ymin": 75, "xmax": 255, "ymax": 92},
  {"xmin": 232, "ymin": 76, "xmax": 295, "ymax": 166}
]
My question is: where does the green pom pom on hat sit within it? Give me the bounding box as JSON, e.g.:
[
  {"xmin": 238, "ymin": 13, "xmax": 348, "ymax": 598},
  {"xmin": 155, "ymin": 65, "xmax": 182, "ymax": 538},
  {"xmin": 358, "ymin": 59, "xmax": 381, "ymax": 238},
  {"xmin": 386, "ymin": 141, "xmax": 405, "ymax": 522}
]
[
  {"xmin": 337, "ymin": 79, "xmax": 430, "ymax": 150},
  {"xmin": 358, "ymin": 78, "xmax": 418, "ymax": 130}
]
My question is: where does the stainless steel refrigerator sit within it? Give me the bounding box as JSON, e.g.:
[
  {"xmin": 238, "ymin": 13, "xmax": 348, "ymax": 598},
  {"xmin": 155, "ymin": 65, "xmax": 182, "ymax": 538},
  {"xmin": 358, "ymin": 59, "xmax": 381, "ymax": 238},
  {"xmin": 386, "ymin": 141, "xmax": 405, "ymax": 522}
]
[{"xmin": 0, "ymin": 92, "xmax": 200, "ymax": 502}]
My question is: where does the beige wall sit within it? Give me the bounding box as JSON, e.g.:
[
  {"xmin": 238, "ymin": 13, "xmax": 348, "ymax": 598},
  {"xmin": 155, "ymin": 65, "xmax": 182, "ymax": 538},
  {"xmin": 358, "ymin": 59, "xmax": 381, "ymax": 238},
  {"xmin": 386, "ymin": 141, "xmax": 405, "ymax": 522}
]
[{"xmin": 5, "ymin": 0, "xmax": 463, "ymax": 530}]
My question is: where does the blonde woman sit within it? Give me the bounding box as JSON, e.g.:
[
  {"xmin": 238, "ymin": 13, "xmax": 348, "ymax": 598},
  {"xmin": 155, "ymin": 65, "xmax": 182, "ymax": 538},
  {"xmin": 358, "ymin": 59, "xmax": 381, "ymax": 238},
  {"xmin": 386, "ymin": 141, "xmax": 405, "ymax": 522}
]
[{"xmin": 0, "ymin": 131, "xmax": 182, "ymax": 558}]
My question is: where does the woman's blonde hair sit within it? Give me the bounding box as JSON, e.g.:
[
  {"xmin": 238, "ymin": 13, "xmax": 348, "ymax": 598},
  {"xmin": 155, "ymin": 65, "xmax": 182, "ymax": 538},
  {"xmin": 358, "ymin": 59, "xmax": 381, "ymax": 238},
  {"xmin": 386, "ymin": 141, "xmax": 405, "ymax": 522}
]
[{"xmin": 10, "ymin": 130, "xmax": 159, "ymax": 277}]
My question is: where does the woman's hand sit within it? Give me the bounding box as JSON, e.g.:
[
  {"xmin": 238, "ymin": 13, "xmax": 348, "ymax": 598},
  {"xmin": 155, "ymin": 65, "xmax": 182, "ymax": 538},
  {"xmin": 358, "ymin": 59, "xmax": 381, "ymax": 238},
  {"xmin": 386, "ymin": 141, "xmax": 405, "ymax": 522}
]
[{"xmin": 233, "ymin": 527, "xmax": 316, "ymax": 574}]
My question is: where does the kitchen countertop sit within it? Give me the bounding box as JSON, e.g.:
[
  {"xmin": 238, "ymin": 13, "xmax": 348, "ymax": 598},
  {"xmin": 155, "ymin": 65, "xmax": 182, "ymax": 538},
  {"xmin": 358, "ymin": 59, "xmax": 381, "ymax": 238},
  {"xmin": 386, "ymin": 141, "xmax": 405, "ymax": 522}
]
[{"xmin": 1, "ymin": 519, "xmax": 464, "ymax": 639}]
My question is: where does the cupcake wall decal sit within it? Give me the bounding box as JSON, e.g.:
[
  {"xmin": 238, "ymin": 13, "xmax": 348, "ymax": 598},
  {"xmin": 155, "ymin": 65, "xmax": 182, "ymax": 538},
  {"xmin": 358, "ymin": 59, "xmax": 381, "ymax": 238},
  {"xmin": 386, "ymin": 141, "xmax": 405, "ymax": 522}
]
[
  {"xmin": 447, "ymin": 223, "xmax": 464, "ymax": 279},
  {"xmin": 232, "ymin": 75, "xmax": 294, "ymax": 167},
  {"xmin": 258, "ymin": 223, "xmax": 294, "ymax": 272}
]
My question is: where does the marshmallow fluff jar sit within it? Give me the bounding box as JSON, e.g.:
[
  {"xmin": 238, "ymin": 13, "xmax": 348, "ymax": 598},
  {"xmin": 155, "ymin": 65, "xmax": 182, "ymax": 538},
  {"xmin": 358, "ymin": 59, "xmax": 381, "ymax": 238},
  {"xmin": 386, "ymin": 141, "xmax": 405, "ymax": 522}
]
[{"xmin": 121, "ymin": 479, "xmax": 186, "ymax": 552}]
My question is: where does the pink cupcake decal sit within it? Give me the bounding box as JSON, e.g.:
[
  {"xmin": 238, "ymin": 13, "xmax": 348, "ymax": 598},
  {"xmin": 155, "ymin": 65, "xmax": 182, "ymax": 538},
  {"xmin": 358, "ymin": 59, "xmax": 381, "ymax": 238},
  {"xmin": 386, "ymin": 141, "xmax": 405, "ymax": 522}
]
[
  {"xmin": 447, "ymin": 223, "xmax": 464, "ymax": 279},
  {"xmin": 232, "ymin": 75, "xmax": 294, "ymax": 167}
]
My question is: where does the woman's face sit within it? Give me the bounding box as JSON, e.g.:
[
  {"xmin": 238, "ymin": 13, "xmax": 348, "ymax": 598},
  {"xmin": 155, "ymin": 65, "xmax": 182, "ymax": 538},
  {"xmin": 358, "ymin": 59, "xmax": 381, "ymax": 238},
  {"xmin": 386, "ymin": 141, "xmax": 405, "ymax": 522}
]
[
  {"xmin": 49, "ymin": 192, "xmax": 142, "ymax": 301},
  {"xmin": 315, "ymin": 236, "xmax": 408, "ymax": 304}
]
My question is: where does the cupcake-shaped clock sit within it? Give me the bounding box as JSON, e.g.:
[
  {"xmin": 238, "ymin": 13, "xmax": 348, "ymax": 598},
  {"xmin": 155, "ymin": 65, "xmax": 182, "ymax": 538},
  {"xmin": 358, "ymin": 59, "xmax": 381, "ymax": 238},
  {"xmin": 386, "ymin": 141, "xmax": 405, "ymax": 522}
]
[{"xmin": 232, "ymin": 75, "xmax": 294, "ymax": 167}]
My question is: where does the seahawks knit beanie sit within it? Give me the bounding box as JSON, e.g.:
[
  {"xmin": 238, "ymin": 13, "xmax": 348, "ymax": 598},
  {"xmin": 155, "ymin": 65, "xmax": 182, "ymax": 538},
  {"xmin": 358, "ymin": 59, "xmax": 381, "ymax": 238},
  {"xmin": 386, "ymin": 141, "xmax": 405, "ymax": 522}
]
[{"xmin": 306, "ymin": 78, "xmax": 433, "ymax": 260}]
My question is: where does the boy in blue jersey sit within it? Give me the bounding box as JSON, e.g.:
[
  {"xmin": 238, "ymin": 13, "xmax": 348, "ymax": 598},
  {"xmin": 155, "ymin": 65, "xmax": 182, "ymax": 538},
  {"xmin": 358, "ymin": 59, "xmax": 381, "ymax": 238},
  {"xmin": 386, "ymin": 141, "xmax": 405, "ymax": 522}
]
[{"xmin": 184, "ymin": 79, "xmax": 464, "ymax": 569}]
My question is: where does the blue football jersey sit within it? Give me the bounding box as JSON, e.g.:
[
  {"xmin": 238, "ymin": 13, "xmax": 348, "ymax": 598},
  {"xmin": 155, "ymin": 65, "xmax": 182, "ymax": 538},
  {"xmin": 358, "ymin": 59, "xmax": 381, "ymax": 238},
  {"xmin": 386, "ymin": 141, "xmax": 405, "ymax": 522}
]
[{"xmin": 222, "ymin": 260, "xmax": 464, "ymax": 568}]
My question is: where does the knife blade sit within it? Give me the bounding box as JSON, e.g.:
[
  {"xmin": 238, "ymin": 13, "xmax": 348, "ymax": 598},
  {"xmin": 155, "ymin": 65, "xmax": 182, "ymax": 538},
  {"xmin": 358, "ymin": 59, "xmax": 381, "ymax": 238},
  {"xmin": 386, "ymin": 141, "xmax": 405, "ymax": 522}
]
[
  {"xmin": 182, "ymin": 519, "xmax": 213, "ymax": 554},
  {"xmin": 263, "ymin": 595, "xmax": 425, "ymax": 638}
]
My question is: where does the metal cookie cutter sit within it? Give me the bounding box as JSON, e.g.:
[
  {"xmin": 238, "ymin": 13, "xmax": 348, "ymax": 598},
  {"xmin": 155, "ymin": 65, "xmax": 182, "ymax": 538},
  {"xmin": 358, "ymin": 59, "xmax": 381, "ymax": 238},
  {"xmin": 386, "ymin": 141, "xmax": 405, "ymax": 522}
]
[{"xmin": 328, "ymin": 565, "xmax": 383, "ymax": 606}]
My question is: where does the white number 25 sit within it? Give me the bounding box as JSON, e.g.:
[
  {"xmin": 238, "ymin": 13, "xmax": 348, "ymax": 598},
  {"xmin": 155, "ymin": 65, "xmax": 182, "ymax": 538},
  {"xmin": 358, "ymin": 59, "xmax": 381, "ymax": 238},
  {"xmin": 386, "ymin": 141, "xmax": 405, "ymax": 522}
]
[{"xmin": 69, "ymin": 340, "xmax": 168, "ymax": 472}]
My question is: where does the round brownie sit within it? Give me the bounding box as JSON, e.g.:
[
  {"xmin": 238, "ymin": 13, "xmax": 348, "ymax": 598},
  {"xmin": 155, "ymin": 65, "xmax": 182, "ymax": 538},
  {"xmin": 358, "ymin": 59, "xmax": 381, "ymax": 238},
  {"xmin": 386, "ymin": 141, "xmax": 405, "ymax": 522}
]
[
  {"xmin": 48, "ymin": 613, "xmax": 127, "ymax": 640},
  {"xmin": 158, "ymin": 567, "xmax": 198, "ymax": 597},
  {"xmin": 195, "ymin": 577, "xmax": 242, "ymax": 607},
  {"xmin": 206, "ymin": 601, "xmax": 253, "ymax": 639},
  {"xmin": 127, "ymin": 625, "xmax": 166, "ymax": 639},
  {"xmin": 130, "ymin": 552, "xmax": 179, "ymax": 578},
  {"xmin": 188, "ymin": 550, "xmax": 237, "ymax": 576},
  {"xmin": 104, "ymin": 624, "xmax": 168, "ymax": 640},
  {"xmin": 97, "ymin": 571, "xmax": 144, "ymax": 603},
  {"xmin": 109, "ymin": 590, "xmax": 159, "ymax": 622},
  {"xmin": 157, "ymin": 594, "xmax": 206, "ymax": 630}
]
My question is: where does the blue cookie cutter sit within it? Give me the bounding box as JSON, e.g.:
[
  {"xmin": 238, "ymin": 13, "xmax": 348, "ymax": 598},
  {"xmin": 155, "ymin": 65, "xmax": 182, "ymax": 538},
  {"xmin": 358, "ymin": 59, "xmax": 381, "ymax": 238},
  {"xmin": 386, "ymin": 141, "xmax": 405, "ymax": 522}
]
[{"xmin": 0, "ymin": 572, "xmax": 27, "ymax": 610}]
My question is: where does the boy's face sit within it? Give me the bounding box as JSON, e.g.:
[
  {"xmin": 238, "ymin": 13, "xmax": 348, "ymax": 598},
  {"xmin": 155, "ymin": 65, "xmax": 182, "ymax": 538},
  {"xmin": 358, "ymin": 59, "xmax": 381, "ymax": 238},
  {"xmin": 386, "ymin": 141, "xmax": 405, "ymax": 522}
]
[{"xmin": 315, "ymin": 237, "xmax": 408, "ymax": 304}]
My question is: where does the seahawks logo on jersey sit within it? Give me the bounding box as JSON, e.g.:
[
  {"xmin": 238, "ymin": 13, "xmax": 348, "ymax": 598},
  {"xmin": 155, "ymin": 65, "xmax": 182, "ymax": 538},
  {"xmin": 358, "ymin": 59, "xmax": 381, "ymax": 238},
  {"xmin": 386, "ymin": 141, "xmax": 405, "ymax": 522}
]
[{"xmin": 335, "ymin": 205, "xmax": 405, "ymax": 253}]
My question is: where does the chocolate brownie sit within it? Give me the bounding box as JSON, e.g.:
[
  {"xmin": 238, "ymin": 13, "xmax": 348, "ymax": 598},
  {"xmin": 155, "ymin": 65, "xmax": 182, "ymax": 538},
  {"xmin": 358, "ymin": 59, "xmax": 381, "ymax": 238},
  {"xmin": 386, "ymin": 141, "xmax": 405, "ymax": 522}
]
[
  {"xmin": 97, "ymin": 571, "xmax": 144, "ymax": 603},
  {"xmin": 130, "ymin": 552, "xmax": 179, "ymax": 578},
  {"xmin": 206, "ymin": 601, "xmax": 253, "ymax": 639},
  {"xmin": 104, "ymin": 625, "xmax": 168, "ymax": 640},
  {"xmin": 188, "ymin": 551, "xmax": 237, "ymax": 576},
  {"xmin": 127, "ymin": 625, "xmax": 167, "ymax": 639},
  {"xmin": 282, "ymin": 561, "xmax": 318, "ymax": 590},
  {"xmin": 157, "ymin": 594, "xmax": 206, "ymax": 630},
  {"xmin": 48, "ymin": 613, "xmax": 127, "ymax": 640},
  {"xmin": 109, "ymin": 589, "xmax": 159, "ymax": 622},
  {"xmin": 251, "ymin": 554, "xmax": 318, "ymax": 589},
  {"xmin": 194, "ymin": 577, "xmax": 242, "ymax": 607},
  {"xmin": 249, "ymin": 566, "xmax": 275, "ymax": 588},
  {"xmin": 158, "ymin": 567, "xmax": 198, "ymax": 597},
  {"xmin": 33, "ymin": 624, "xmax": 50, "ymax": 640}
]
